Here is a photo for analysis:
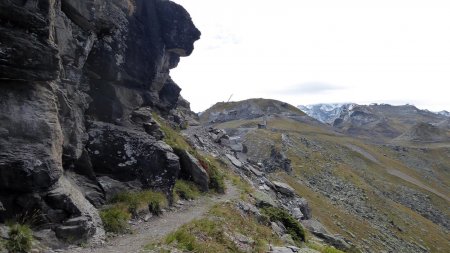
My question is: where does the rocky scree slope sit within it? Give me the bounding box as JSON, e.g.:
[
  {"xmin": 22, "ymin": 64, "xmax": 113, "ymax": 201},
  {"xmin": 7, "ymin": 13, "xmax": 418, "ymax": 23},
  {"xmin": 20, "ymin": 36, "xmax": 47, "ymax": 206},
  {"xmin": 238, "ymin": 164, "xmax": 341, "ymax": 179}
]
[{"xmin": 0, "ymin": 0, "xmax": 201, "ymax": 245}]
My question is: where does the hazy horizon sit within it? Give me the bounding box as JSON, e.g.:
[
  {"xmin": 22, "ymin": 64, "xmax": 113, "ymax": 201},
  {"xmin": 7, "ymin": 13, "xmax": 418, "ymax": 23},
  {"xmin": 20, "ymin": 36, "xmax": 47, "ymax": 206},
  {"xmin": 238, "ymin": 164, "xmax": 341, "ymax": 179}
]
[{"xmin": 172, "ymin": 0, "xmax": 450, "ymax": 113}]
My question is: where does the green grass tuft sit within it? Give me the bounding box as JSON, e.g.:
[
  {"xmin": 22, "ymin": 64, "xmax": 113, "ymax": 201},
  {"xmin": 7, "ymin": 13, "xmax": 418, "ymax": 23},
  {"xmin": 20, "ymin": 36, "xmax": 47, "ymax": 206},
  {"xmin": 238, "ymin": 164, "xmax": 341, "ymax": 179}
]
[
  {"xmin": 112, "ymin": 190, "xmax": 168, "ymax": 216},
  {"xmin": 102, "ymin": 190, "xmax": 168, "ymax": 233},
  {"xmin": 153, "ymin": 203, "xmax": 281, "ymax": 253},
  {"xmin": 174, "ymin": 180, "xmax": 200, "ymax": 200},
  {"xmin": 261, "ymin": 206, "xmax": 305, "ymax": 244},
  {"xmin": 165, "ymin": 227, "xmax": 198, "ymax": 251},
  {"xmin": 100, "ymin": 205, "xmax": 131, "ymax": 233},
  {"xmin": 322, "ymin": 246, "xmax": 346, "ymax": 253},
  {"xmin": 153, "ymin": 113, "xmax": 191, "ymax": 151},
  {"xmin": 6, "ymin": 223, "xmax": 33, "ymax": 253},
  {"xmin": 307, "ymin": 243, "xmax": 347, "ymax": 253}
]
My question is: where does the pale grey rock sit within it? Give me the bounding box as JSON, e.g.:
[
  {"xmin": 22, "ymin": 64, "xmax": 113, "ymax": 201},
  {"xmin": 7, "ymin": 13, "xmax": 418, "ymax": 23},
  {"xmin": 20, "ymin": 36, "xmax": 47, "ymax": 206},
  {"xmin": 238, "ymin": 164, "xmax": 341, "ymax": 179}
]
[
  {"xmin": 226, "ymin": 154, "xmax": 243, "ymax": 168},
  {"xmin": 272, "ymin": 181, "xmax": 296, "ymax": 196}
]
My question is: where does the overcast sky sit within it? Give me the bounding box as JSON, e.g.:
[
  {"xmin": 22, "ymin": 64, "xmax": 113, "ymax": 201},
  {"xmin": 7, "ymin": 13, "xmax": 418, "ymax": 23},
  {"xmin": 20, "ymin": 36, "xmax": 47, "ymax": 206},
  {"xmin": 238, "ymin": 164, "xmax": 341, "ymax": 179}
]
[{"xmin": 171, "ymin": 0, "xmax": 450, "ymax": 112}]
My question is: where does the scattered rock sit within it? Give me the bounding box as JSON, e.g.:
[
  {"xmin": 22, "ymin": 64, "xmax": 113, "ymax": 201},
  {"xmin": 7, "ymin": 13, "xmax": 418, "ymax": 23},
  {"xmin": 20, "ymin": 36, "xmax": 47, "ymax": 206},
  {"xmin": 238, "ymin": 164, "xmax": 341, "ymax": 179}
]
[
  {"xmin": 144, "ymin": 214, "xmax": 152, "ymax": 222},
  {"xmin": 272, "ymin": 181, "xmax": 296, "ymax": 197},
  {"xmin": 226, "ymin": 154, "xmax": 243, "ymax": 168},
  {"xmin": 281, "ymin": 234, "xmax": 296, "ymax": 245},
  {"xmin": 229, "ymin": 143, "xmax": 244, "ymax": 152},
  {"xmin": 143, "ymin": 122, "xmax": 165, "ymax": 141},
  {"xmin": 253, "ymin": 191, "xmax": 277, "ymax": 208},
  {"xmin": 312, "ymin": 232, "xmax": 352, "ymax": 252},
  {"xmin": 247, "ymin": 165, "xmax": 264, "ymax": 177},
  {"xmin": 271, "ymin": 222, "xmax": 285, "ymax": 236},
  {"xmin": 237, "ymin": 201, "xmax": 260, "ymax": 216},
  {"xmin": 301, "ymin": 219, "xmax": 328, "ymax": 234},
  {"xmin": 291, "ymin": 208, "xmax": 304, "ymax": 220}
]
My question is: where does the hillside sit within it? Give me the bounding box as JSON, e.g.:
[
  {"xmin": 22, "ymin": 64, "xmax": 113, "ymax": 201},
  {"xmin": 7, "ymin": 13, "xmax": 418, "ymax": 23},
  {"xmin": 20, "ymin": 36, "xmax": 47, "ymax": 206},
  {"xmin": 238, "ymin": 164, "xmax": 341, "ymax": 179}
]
[
  {"xmin": 394, "ymin": 122, "xmax": 450, "ymax": 143},
  {"xmin": 203, "ymin": 99, "xmax": 450, "ymax": 253},
  {"xmin": 201, "ymin": 98, "xmax": 306, "ymax": 124}
]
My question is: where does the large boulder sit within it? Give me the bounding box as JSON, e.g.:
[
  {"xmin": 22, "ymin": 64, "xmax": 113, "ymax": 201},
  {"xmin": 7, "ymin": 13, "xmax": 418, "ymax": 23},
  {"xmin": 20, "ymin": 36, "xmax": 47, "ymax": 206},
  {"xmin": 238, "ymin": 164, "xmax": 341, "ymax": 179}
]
[
  {"xmin": 226, "ymin": 154, "xmax": 243, "ymax": 168},
  {"xmin": 87, "ymin": 121, "xmax": 180, "ymax": 192},
  {"xmin": 253, "ymin": 191, "xmax": 277, "ymax": 208},
  {"xmin": 44, "ymin": 176, "xmax": 104, "ymax": 243},
  {"xmin": 175, "ymin": 149, "xmax": 209, "ymax": 192},
  {"xmin": 272, "ymin": 181, "xmax": 296, "ymax": 197}
]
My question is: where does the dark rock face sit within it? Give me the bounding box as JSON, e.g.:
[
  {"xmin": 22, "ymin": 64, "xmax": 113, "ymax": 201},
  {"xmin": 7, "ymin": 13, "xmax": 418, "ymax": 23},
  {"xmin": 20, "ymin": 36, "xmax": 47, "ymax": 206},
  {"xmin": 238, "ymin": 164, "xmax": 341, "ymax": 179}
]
[
  {"xmin": 0, "ymin": 0, "xmax": 200, "ymax": 243},
  {"xmin": 87, "ymin": 121, "xmax": 180, "ymax": 192}
]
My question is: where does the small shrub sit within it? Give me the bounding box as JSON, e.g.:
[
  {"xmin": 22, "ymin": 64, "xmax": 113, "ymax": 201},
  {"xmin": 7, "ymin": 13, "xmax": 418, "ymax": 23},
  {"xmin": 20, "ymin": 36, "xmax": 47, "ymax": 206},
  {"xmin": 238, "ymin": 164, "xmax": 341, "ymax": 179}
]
[
  {"xmin": 261, "ymin": 207, "xmax": 305, "ymax": 244},
  {"xmin": 6, "ymin": 223, "xmax": 33, "ymax": 253},
  {"xmin": 100, "ymin": 205, "xmax": 131, "ymax": 233},
  {"xmin": 174, "ymin": 180, "xmax": 200, "ymax": 200}
]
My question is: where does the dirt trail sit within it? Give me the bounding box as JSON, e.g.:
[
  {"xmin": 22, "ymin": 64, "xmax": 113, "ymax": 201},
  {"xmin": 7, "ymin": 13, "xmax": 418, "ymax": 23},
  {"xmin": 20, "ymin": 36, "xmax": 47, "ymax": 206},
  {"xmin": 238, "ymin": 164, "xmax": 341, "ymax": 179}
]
[
  {"xmin": 344, "ymin": 143, "xmax": 449, "ymax": 202},
  {"xmin": 63, "ymin": 183, "xmax": 239, "ymax": 253},
  {"xmin": 387, "ymin": 169, "xmax": 450, "ymax": 202}
]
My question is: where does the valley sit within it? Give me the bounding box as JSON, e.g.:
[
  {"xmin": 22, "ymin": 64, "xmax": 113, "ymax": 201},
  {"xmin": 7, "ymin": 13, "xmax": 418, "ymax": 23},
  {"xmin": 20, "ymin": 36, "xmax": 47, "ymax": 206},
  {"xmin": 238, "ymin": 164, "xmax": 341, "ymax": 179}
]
[{"xmin": 201, "ymin": 99, "xmax": 450, "ymax": 252}]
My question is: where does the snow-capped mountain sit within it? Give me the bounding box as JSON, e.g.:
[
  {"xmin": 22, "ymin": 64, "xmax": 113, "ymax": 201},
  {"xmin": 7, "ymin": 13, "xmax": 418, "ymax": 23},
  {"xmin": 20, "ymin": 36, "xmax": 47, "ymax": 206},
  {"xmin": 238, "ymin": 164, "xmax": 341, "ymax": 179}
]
[
  {"xmin": 437, "ymin": 110, "xmax": 450, "ymax": 117},
  {"xmin": 298, "ymin": 103, "xmax": 356, "ymax": 124}
]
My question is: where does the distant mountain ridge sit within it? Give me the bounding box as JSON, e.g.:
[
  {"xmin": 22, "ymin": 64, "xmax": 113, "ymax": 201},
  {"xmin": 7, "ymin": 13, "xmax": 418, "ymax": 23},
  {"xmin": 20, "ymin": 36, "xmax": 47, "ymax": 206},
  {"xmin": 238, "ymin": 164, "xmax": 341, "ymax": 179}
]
[
  {"xmin": 298, "ymin": 103, "xmax": 449, "ymax": 142},
  {"xmin": 298, "ymin": 103, "xmax": 356, "ymax": 124},
  {"xmin": 437, "ymin": 110, "xmax": 450, "ymax": 117}
]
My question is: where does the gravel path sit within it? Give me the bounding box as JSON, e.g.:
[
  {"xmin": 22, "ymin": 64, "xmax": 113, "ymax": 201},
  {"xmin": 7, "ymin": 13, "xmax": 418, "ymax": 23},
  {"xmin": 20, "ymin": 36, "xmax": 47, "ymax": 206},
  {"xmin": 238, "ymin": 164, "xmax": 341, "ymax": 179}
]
[
  {"xmin": 387, "ymin": 169, "xmax": 449, "ymax": 201},
  {"xmin": 62, "ymin": 183, "xmax": 239, "ymax": 253}
]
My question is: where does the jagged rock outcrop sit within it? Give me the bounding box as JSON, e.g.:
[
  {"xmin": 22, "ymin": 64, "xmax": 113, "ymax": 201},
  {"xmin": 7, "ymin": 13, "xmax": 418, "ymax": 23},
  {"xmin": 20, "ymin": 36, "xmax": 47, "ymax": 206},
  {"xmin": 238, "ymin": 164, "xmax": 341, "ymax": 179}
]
[{"xmin": 0, "ymin": 0, "xmax": 199, "ymax": 243}]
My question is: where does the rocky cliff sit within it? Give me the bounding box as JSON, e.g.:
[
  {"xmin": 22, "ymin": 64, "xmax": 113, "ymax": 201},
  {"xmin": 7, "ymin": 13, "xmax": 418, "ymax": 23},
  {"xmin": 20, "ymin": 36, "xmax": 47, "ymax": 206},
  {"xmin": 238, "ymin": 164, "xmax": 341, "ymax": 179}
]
[{"xmin": 0, "ymin": 0, "xmax": 200, "ymax": 243}]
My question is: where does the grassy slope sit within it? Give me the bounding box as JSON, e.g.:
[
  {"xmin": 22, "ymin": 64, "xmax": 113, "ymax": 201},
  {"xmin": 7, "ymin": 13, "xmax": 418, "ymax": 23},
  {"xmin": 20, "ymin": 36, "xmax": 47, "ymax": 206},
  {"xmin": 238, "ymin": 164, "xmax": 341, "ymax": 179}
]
[{"xmin": 214, "ymin": 117, "xmax": 450, "ymax": 252}]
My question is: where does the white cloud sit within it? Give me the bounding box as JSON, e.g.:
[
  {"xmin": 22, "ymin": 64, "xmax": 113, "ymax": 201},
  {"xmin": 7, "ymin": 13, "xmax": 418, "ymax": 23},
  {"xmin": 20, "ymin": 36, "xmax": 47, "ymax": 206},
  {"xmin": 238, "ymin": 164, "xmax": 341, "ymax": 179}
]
[{"xmin": 172, "ymin": 0, "xmax": 450, "ymax": 112}]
